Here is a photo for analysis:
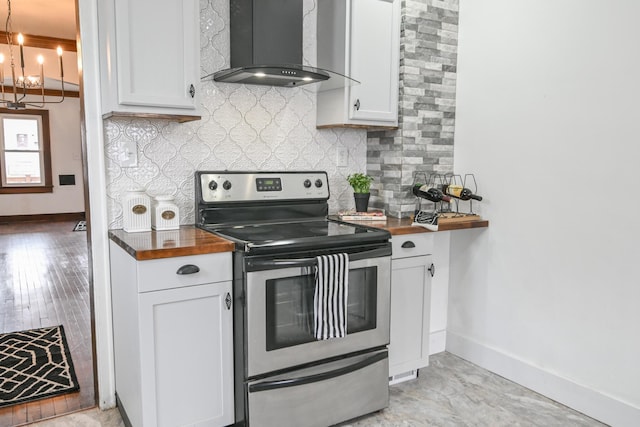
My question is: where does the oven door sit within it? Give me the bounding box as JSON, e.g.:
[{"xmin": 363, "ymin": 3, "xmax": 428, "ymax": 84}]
[{"xmin": 244, "ymin": 247, "xmax": 391, "ymax": 378}]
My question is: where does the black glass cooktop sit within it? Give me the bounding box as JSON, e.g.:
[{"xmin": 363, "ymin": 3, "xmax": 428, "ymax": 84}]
[{"xmin": 204, "ymin": 219, "xmax": 390, "ymax": 253}]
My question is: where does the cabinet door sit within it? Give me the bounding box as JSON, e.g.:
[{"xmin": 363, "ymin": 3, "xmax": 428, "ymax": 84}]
[
  {"xmin": 114, "ymin": 0, "xmax": 199, "ymax": 110},
  {"xmin": 389, "ymin": 255, "xmax": 432, "ymax": 377},
  {"xmin": 348, "ymin": 0, "xmax": 400, "ymax": 123},
  {"xmin": 139, "ymin": 281, "xmax": 234, "ymax": 427}
]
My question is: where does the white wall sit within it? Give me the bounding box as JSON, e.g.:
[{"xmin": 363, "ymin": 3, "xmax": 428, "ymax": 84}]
[
  {"xmin": 449, "ymin": 1, "xmax": 640, "ymax": 425},
  {"xmin": 0, "ymin": 96, "xmax": 84, "ymax": 216}
]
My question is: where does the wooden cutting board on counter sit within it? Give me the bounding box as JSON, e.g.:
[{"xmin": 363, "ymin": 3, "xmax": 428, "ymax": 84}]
[{"xmin": 437, "ymin": 212, "xmax": 481, "ymax": 224}]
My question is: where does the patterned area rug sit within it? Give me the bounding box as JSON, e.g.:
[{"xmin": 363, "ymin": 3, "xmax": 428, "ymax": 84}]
[
  {"xmin": 73, "ymin": 221, "xmax": 86, "ymax": 232},
  {"xmin": 0, "ymin": 325, "xmax": 79, "ymax": 407}
]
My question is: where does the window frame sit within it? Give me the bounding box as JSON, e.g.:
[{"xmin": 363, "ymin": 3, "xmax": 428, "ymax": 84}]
[{"xmin": 0, "ymin": 108, "xmax": 53, "ymax": 194}]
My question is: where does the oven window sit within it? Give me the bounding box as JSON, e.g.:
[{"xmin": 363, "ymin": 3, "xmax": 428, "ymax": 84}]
[{"xmin": 265, "ymin": 266, "xmax": 378, "ymax": 351}]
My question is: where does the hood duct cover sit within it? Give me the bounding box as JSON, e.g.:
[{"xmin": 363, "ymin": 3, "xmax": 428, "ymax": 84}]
[{"xmin": 213, "ymin": 0, "xmax": 350, "ymax": 88}]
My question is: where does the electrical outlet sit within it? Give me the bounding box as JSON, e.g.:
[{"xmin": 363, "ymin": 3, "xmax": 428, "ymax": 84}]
[
  {"xmin": 120, "ymin": 140, "xmax": 138, "ymax": 167},
  {"xmin": 337, "ymin": 147, "xmax": 348, "ymax": 167}
]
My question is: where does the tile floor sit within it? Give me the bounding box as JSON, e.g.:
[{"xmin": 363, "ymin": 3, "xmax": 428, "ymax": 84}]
[{"xmin": 30, "ymin": 352, "xmax": 605, "ymax": 427}]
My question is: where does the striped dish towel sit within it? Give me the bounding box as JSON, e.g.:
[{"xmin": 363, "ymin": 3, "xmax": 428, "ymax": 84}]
[{"xmin": 314, "ymin": 253, "xmax": 349, "ymax": 340}]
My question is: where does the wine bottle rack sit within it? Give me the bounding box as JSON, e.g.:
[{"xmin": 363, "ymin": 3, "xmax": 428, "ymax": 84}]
[{"xmin": 412, "ymin": 172, "xmax": 482, "ymax": 220}]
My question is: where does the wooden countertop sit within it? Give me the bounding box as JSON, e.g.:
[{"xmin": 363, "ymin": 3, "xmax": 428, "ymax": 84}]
[
  {"xmin": 331, "ymin": 215, "xmax": 489, "ymax": 235},
  {"xmin": 109, "ymin": 226, "xmax": 235, "ymax": 260},
  {"xmin": 109, "ymin": 216, "xmax": 488, "ymax": 260}
]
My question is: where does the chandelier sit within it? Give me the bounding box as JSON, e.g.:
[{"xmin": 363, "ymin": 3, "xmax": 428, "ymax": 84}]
[{"xmin": 0, "ymin": 0, "xmax": 66, "ymax": 109}]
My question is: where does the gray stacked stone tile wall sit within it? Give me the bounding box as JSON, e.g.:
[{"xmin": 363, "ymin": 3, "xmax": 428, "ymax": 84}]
[{"xmin": 368, "ymin": 0, "xmax": 459, "ymax": 218}]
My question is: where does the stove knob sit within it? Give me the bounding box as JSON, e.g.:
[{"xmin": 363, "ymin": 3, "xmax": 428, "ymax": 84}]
[
  {"xmin": 304, "ymin": 179, "xmax": 312, "ymax": 188},
  {"xmin": 315, "ymin": 179, "xmax": 323, "ymax": 188},
  {"xmin": 223, "ymin": 180, "xmax": 232, "ymax": 190},
  {"xmin": 208, "ymin": 180, "xmax": 218, "ymax": 191}
]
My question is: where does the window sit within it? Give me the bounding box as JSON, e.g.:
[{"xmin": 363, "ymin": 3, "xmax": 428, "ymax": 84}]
[{"xmin": 0, "ymin": 109, "xmax": 52, "ymax": 194}]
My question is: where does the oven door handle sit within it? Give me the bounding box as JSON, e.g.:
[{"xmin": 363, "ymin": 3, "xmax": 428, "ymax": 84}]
[
  {"xmin": 246, "ymin": 247, "xmax": 391, "ymax": 270},
  {"xmin": 248, "ymin": 350, "xmax": 387, "ymax": 393}
]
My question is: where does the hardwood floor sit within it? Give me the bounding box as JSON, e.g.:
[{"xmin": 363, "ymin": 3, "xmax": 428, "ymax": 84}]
[{"xmin": 0, "ymin": 221, "xmax": 95, "ymax": 426}]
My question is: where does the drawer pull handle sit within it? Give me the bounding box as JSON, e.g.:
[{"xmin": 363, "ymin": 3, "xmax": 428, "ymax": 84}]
[
  {"xmin": 401, "ymin": 241, "xmax": 415, "ymax": 248},
  {"xmin": 176, "ymin": 264, "xmax": 200, "ymax": 275}
]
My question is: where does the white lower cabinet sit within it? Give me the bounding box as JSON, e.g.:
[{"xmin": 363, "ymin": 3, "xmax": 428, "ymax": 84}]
[
  {"xmin": 110, "ymin": 242, "xmax": 234, "ymax": 426},
  {"xmin": 389, "ymin": 234, "xmax": 434, "ymax": 383}
]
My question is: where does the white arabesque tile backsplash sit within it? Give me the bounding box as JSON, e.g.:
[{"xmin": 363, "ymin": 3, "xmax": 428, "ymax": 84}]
[{"xmin": 104, "ymin": 0, "xmax": 368, "ymax": 229}]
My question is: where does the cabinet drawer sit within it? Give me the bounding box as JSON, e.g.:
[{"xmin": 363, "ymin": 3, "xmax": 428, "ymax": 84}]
[
  {"xmin": 136, "ymin": 252, "xmax": 231, "ymax": 292},
  {"xmin": 391, "ymin": 233, "xmax": 434, "ymax": 259}
]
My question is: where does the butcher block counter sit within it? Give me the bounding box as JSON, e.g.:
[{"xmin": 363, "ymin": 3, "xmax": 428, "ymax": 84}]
[
  {"xmin": 109, "ymin": 215, "xmax": 488, "ymax": 261},
  {"xmin": 109, "ymin": 225, "xmax": 234, "ymax": 260},
  {"xmin": 331, "ymin": 214, "xmax": 489, "ymax": 235}
]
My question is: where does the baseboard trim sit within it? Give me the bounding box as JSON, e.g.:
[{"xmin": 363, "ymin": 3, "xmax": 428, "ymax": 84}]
[
  {"xmin": 0, "ymin": 212, "xmax": 85, "ymax": 224},
  {"xmin": 115, "ymin": 394, "xmax": 133, "ymax": 427},
  {"xmin": 429, "ymin": 329, "xmax": 446, "ymax": 355},
  {"xmin": 446, "ymin": 331, "xmax": 640, "ymax": 427}
]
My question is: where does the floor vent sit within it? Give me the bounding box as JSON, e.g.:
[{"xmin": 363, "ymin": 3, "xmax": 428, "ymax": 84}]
[{"xmin": 389, "ymin": 370, "xmax": 418, "ymax": 385}]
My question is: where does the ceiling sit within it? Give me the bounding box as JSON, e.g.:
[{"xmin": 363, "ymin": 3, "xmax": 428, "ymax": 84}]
[{"xmin": 0, "ymin": 0, "xmax": 77, "ymax": 40}]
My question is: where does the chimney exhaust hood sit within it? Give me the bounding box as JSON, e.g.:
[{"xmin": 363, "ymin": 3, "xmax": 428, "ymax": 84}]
[{"xmin": 212, "ymin": 0, "xmax": 356, "ymax": 89}]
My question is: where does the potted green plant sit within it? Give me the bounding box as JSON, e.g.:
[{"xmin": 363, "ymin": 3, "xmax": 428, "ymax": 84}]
[{"xmin": 347, "ymin": 173, "xmax": 374, "ymax": 212}]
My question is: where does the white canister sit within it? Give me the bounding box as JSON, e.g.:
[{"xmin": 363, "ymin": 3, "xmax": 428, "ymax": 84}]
[
  {"xmin": 122, "ymin": 189, "xmax": 151, "ymax": 233},
  {"xmin": 151, "ymin": 195, "xmax": 180, "ymax": 230}
]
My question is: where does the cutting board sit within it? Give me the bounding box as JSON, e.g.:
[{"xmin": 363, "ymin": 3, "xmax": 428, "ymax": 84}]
[{"xmin": 438, "ymin": 212, "xmax": 481, "ymax": 224}]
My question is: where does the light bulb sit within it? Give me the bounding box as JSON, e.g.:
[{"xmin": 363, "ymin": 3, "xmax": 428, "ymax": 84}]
[
  {"xmin": 37, "ymin": 55, "xmax": 44, "ymax": 65},
  {"xmin": 57, "ymin": 46, "xmax": 63, "ymax": 57},
  {"xmin": 17, "ymin": 33, "xmax": 24, "ymax": 45}
]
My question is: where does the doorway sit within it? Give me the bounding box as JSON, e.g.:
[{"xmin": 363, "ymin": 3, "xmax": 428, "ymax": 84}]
[{"xmin": 0, "ymin": 0, "xmax": 96, "ymax": 424}]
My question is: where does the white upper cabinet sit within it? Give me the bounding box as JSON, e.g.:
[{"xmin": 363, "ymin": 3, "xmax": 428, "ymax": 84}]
[
  {"xmin": 317, "ymin": 0, "xmax": 400, "ymax": 128},
  {"xmin": 98, "ymin": 0, "xmax": 201, "ymax": 122}
]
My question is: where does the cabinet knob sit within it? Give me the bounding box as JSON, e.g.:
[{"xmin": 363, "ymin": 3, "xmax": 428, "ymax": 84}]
[
  {"xmin": 189, "ymin": 84, "xmax": 195, "ymax": 98},
  {"xmin": 401, "ymin": 241, "xmax": 415, "ymax": 248},
  {"xmin": 354, "ymin": 99, "xmax": 360, "ymax": 111},
  {"xmin": 428, "ymin": 263, "xmax": 435, "ymax": 277},
  {"xmin": 176, "ymin": 264, "xmax": 200, "ymax": 275},
  {"xmin": 225, "ymin": 292, "xmax": 232, "ymax": 310}
]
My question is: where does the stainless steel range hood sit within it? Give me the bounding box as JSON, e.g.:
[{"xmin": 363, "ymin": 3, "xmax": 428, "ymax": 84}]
[
  {"xmin": 212, "ymin": 0, "xmax": 356, "ymax": 89},
  {"xmin": 213, "ymin": 64, "xmax": 330, "ymax": 87}
]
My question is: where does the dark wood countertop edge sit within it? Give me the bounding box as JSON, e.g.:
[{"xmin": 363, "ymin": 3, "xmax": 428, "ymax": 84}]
[
  {"xmin": 439, "ymin": 219, "xmax": 489, "ymax": 231},
  {"xmin": 127, "ymin": 244, "xmax": 235, "ymax": 261},
  {"xmin": 108, "ymin": 231, "xmax": 141, "ymax": 259}
]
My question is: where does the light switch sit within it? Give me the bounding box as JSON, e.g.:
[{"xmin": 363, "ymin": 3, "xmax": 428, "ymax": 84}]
[{"xmin": 119, "ymin": 140, "xmax": 138, "ymax": 167}]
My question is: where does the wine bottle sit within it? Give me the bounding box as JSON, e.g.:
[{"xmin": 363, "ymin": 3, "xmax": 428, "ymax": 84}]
[
  {"xmin": 442, "ymin": 184, "xmax": 483, "ymax": 201},
  {"xmin": 412, "ymin": 184, "xmax": 452, "ymax": 203}
]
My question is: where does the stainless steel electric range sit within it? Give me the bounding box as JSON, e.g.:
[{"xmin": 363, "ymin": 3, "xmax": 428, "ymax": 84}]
[{"xmin": 195, "ymin": 171, "xmax": 392, "ymax": 427}]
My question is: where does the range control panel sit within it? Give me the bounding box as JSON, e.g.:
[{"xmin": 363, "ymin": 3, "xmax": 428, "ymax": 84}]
[{"xmin": 198, "ymin": 171, "xmax": 330, "ymax": 203}]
